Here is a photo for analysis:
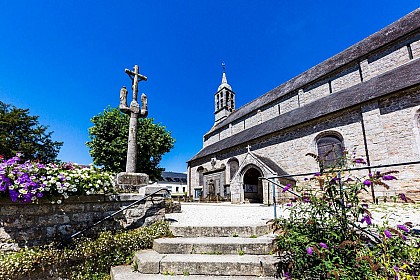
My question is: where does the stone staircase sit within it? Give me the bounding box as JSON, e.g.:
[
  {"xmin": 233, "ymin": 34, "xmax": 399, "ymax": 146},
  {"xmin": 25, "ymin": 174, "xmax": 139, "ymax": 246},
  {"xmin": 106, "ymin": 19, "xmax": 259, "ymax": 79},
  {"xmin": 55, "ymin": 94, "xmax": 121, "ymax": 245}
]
[{"xmin": 110, "ymin": 223, "xmax": 279, "ymax": 279}]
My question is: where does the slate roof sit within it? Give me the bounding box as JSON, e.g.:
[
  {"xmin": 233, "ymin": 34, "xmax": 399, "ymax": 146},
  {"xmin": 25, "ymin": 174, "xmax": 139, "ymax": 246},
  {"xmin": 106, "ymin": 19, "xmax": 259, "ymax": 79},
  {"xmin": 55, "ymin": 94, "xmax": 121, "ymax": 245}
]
[
  {"xmin": 190, "ymin": 58, "xmax": 420, "ymax": 163},
  {"xmin": 189, "ymin": 9, "xmax": 420, "ymax": 163},
  {"xmin": 204, "ymin": 8, "xmax": 420, "ymax": 137},
  {"xmin": 254, "ymin": 154, "xmax": 293, "ymax": 178},
  {"xmin": 160, "ymin": 171, "xmax": 187, "ymax": 183}
]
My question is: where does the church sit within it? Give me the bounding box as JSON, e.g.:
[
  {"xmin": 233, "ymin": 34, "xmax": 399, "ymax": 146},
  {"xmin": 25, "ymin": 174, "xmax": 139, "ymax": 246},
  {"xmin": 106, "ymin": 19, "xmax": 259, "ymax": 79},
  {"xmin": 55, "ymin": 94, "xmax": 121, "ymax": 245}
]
[{"xmin": 187, "ymin": 9, "xmax": 420, "ymax": 204}]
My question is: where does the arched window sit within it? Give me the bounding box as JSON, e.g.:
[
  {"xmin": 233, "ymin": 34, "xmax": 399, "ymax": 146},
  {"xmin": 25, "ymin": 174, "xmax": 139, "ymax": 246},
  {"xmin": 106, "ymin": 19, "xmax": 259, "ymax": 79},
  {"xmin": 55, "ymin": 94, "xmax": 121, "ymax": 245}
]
[
  {"xmin": 316, "ymin": 135, "xmax": 344, "ymax": 168},
  {"xmin": 197, "ymin": 167, "xmax": 204, "ymax": 186},
  {"xmin": 228, "ymin": 158, "xmax": 239, "ymax": 180}
]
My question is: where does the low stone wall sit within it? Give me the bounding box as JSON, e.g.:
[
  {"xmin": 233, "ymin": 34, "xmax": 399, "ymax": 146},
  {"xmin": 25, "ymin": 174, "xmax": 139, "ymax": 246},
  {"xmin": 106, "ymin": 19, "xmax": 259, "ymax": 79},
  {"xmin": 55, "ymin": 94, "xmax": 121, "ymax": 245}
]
[{"xmin": 0, "ymin": 194, "xmax": 165, "ymax": 251}]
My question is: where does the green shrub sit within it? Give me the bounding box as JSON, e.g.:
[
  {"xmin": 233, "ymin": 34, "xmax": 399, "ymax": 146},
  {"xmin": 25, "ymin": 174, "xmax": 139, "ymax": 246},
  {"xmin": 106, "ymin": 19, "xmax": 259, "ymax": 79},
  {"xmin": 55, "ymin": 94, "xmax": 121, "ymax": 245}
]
[
  {"xmin": 0, "ymin": 221, "xmax": 171, "ymax": 280},
  {"xmin": 275, "ymin": 153, "xmax": 420, "ymax": 279}
]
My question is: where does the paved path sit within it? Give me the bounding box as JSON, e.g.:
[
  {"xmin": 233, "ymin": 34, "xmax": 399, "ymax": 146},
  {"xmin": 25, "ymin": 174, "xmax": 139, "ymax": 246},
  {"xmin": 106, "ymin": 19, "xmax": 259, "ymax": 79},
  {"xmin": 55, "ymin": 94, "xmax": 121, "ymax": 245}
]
[{"xmin": 166, "ymin": 202, "xmax": 420, "ymax": 228}]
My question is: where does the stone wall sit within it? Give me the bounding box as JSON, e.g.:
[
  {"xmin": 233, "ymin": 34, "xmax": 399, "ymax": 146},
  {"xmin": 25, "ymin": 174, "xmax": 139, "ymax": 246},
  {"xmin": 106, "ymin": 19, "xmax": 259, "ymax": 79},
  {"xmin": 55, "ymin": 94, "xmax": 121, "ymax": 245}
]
[
  {"xmin": 190, "ymin": 87, "xmax": 420, "ymax": 203},
  {"xmin": 0, "ymin": 194, "xmax": 165, "ymax": 251}
]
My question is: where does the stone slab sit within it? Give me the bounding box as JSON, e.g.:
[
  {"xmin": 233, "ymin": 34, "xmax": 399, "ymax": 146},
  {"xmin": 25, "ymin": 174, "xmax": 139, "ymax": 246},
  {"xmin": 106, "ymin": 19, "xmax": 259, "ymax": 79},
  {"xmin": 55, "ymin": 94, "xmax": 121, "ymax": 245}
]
[
  {"xmin": 169, "ymin": 225, "xmax": 271, "ymax": 238},
  {"xmin": 117, "ymin": 172, "xmax": 149, "ymax": 187},
  {"xmin": 133, "ymin": 251, "xmax": 278, "ymax": 277},
  {"xmin": 159, "ymin": 253, "xmax": 278, "ymax": 276},
  {"xmin": 133, "ymin": 250, "xmax": 165, "ymax": 274},
  {"xmin": 111, "ymin": 265, "xmax": 276, "ymax": 280},
  {"xmin": 153, "ymin": 236, "xmax": 276, "ymax": 255}
]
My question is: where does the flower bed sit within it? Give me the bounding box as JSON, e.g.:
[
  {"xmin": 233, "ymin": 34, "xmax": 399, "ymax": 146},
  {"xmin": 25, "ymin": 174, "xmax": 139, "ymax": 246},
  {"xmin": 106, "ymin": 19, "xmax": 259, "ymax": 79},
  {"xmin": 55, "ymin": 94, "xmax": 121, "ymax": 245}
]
[{"xmin": 0, "ymin": 154, "xmax": 115, "ymax": 203}]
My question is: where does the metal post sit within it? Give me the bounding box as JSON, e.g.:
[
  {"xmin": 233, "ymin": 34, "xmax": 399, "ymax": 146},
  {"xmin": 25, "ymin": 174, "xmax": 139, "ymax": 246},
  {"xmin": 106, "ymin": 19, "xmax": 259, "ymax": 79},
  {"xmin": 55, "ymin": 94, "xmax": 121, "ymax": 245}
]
[{"xmin": 272, "ymin": 181, "xmax": 277, "ymax": 219}]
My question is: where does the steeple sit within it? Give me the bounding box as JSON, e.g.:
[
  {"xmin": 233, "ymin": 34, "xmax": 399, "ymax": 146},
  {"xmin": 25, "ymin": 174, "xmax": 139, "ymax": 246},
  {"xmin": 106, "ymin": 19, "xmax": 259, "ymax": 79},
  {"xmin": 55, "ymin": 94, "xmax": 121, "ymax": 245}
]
[
  {"xmin": 218, "ymin": 63, "xmax": 232, "ymax": 91},
  {"xmin": 214, "ymin": 62, "xmax": 235, "ymax": 124}
]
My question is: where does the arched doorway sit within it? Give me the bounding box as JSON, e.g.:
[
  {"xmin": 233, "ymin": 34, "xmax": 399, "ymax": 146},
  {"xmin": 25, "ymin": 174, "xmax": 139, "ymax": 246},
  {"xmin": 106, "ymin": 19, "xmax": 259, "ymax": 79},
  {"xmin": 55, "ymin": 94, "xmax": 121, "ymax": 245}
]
[{"xmin": 243, "ymin": 167, "xmax": 263, "ymax": 203}]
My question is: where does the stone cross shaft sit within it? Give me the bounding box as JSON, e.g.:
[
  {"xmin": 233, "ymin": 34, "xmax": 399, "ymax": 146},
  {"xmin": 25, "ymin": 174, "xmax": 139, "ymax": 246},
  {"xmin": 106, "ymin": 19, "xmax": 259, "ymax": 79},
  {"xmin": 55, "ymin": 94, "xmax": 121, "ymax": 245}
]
[{"xmin": 119, "ymin": 65, "xmax": 148, "ymax": 173}]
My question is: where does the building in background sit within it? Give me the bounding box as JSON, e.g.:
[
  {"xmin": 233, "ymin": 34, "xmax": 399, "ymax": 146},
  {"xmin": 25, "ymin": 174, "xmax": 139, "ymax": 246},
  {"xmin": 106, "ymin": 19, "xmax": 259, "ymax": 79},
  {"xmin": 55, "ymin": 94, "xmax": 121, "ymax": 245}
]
[{"xmin": 148, "ymin": 171, "xmax": 187, "ymax": 198}]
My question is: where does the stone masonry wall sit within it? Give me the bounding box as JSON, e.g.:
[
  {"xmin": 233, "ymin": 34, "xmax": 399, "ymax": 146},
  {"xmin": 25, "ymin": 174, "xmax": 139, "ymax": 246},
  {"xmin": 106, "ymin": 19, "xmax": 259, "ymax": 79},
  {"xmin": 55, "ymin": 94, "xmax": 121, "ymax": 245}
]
[
  {"xmin": 191, "ymin": 87, "xmax": 420, "ymax": 203},
  {"xmin": 0, "ymin": 194, "xmax": 165, "ymax": 251}
]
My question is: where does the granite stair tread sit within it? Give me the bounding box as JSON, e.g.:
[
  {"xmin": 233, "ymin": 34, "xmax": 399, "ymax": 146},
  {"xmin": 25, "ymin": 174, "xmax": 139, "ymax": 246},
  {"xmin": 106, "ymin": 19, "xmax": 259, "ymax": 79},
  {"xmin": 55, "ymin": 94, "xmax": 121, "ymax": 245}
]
[
  {"xmin": 111, "ymin": 265, "xmax": 276, "ymax": 280},
  {"xmin": 153, "ymin": 235, "xmax": 277, "ymax": 255}
]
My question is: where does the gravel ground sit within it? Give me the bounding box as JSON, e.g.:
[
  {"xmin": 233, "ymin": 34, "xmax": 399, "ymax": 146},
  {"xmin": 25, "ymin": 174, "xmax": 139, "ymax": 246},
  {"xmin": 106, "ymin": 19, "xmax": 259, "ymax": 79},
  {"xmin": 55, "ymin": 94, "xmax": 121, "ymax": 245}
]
[{"xmin": 165, "ymin": 202, "xmax": 420, "ymax": 229}]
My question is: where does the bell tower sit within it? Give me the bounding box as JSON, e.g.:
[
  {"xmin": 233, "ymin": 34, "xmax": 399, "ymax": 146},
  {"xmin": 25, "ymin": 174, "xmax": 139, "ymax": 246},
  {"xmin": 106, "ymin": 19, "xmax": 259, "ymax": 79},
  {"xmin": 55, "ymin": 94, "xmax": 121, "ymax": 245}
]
[{"xmin": 214, "ymin": 63, "xmax": 235, "ymax": 124}]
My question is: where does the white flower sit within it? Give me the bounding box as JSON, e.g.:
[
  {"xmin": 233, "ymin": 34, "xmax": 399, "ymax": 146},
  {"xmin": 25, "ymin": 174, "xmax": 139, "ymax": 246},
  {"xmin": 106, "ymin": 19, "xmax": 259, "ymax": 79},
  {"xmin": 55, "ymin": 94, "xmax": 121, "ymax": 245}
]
[{"xmin": 56, "ymin": 200, "xmax": 62, "ymax": 204}]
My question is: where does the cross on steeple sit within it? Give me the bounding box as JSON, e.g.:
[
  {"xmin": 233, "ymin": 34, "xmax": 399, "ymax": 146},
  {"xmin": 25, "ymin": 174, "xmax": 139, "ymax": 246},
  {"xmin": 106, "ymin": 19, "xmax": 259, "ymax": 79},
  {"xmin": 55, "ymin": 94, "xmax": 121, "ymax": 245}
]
[
  {"xmin": 125, "ymin": 65, "xmax": 147, "ymax": 101},
  {"xmin": 247, "ymin": 145, "xmax": 252, "ymax": 152}
]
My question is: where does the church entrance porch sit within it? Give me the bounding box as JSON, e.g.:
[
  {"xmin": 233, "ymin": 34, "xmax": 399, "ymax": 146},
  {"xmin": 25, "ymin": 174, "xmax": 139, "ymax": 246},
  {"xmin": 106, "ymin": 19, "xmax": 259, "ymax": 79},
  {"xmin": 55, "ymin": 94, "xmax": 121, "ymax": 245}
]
[{"xmin": 243, "ymin": 167, "xmax": 263, "ymax": 203}]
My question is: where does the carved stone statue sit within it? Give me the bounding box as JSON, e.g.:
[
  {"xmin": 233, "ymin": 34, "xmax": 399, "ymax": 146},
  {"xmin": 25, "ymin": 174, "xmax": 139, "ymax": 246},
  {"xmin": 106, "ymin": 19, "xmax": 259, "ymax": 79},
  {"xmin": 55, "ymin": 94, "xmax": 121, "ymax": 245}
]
[
  {"xmin": 208, "ymin": 180, "xmax": 215, "ymax": 195},
  {"xmin": 119, "ymin": 86, "xmax": 129, "ymax": 113},
  {"xmin": 140, "ymin": 93, "xmax": 148, "ymax": 118}
]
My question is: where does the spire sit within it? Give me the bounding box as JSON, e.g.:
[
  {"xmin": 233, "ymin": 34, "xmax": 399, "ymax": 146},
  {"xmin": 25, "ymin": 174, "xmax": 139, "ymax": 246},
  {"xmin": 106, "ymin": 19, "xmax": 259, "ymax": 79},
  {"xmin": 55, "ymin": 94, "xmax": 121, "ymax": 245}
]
[{"xmin": 218, "ymin": 62, "xmax": 232, "ymax": 91}]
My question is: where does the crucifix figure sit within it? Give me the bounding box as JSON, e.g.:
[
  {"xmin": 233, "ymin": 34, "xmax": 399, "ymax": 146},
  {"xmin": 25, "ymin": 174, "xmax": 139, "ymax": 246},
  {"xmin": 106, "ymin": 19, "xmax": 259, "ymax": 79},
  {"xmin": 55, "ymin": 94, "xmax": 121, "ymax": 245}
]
[{"xmin": 119, "ymin": 65, "xmax": 148, "ymax": 173}]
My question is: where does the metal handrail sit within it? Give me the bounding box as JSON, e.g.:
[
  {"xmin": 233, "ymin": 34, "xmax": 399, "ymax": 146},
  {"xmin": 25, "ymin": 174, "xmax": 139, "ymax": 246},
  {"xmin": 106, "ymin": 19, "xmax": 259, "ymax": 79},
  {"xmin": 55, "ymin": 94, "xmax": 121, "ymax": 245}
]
[
  {"xmin": 60, "ymin": 187, "xmax": 170, "ymax": 246},
  {"xmin": 259, "ymin": 160, "xmax": 420, "ymax": 244}
]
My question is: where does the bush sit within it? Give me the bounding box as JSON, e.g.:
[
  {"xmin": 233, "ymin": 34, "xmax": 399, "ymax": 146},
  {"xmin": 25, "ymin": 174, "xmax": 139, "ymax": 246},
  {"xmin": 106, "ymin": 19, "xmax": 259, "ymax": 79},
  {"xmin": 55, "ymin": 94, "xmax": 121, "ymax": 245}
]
[
  {"xmin": 0, "ymin": 221, "xmax": 171, "ymax": 280},
  {"xmin": 275, "ymin": 153, "xmax": 420, "ymax": 279},
  {"xmin": 0, "ymin": 154, "xmax": 115, "ymax": 203}
]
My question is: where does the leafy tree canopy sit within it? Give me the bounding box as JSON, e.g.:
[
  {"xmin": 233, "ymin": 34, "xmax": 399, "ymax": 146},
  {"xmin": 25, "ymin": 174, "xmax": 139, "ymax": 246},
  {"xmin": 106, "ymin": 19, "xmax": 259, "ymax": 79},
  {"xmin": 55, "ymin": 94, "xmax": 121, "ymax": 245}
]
[
  {"xmin": 0, "ymin": 101, "xmax": 63, "ymax": 162},
  {"xmin": 86, "ymin": 107, "xmax": 175, "ymax": 181}
]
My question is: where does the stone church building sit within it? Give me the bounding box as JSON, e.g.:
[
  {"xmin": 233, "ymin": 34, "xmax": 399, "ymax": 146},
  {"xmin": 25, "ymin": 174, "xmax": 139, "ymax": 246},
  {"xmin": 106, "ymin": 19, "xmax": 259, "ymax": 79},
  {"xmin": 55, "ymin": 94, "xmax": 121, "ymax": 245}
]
[{"xmin": 187, "ymin": 9, "xmax": 420, "ymax": 204}]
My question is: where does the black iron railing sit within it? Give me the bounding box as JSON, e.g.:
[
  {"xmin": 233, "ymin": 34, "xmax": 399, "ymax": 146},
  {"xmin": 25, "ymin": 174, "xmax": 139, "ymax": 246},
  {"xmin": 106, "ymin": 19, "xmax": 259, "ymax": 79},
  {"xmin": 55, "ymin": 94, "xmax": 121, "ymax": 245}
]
[
  {"xmin": 60, "ymin": 187, "xmax": 170, "ymax": 246},
  {"xmin": 259, "ymin": 160, "xmax": 420, "ymax": 243}
]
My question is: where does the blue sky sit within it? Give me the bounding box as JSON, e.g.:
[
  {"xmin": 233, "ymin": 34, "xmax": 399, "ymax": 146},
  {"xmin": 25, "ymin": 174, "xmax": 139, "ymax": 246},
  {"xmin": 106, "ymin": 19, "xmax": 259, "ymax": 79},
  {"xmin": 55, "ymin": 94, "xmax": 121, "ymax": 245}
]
[{"xmin": 0, "ymin": 1, "xmax": 418, "ymax": 173}]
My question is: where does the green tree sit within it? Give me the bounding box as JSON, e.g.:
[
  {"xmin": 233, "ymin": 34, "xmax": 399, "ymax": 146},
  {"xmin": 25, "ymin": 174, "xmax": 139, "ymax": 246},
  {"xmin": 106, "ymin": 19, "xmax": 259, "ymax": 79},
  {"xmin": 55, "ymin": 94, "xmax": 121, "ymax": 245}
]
[
  {"xmin": 0, "ymin": 101, "xmax": 63, "ymax": 162},
  {"xmin": 86, "ymin": 107, "xmax": 175, "ymax": 181}
]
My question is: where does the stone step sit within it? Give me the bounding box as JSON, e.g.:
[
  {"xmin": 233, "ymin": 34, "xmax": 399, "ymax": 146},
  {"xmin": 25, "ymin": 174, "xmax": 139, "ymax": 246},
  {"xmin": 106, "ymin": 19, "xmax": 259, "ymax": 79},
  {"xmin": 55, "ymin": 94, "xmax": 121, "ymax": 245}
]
[
  {"xmin": 132, "ymin": 250, "xmax": 279, "ymax": 277},
  {"xmin": 153, "ymin": 235, "xmax": 277, "ymax": 255},
  {"xmin": 111, "ymin": 265, "xmax": 276, "ymax": 280},
  {"xmin": 169, "ymin": 224, "xmax": 271, "ymax": 237}
]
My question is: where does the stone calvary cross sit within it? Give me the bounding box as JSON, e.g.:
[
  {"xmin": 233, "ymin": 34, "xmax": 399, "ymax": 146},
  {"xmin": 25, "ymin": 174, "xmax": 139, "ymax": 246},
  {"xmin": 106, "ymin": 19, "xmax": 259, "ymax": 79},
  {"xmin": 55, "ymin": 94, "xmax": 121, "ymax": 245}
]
[{"xmin": 119, "ymin": 65, "xmax": 148, "ymax": 173}]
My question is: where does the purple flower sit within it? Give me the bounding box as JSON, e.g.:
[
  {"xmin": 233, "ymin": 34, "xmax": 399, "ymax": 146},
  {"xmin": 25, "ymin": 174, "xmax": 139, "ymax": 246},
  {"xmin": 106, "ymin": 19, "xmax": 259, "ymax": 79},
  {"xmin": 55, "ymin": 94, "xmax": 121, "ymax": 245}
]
[
  {"xmin": 303, "ymin": 197, "xmax": 310, "ymax": 203},
  {"xmin": 384, "ymin": 229, "xmax": 392, "ymax": 239},
  {"xmin": 382, "ymin": 175, "xmax": 397, "ymax": 181},
  {"xmin": 361, "ymin": 203, "xmax": 369, "ymax": 208},
  {"xmin": 397, "ymin": 224, "xmax": 409, "ymax": 233},
  {"xmin": 286, "ymin": 203, "xmax": 292, "ymax": 207},
  {"xmin": 399, "ymin": 193, "xmax": 408, "ymax": 202},
  {"xmin": 319, "ymin": 242, "xmax": 328, "ymax": 249},
  {"xmin": 363, "ymin": 180, "xmax": 372, "ymax": 186},
  {"xmin": 354, "ymin": 158, "xmax": 367, "ymax": 164},
  {"xmin": 306, "ymin": 247, "xmax": 313, "ymax": 255},
  {"xmin": 304, "ymin": 178, "xmax": 308, "ymax": 181},
  {"xmin": 360, "ymin": 215, "xmax": 372, "ymax": 225},
  {"xmin": 284, "ymin": 272, "xmax": 291, "ymax": 280},
  {"xmin": 393, "ymin": 265, "xmax": 399, "ymax": 272},
  {"xmin": 282, "ymin": 184, "xmax": 291, "ymax": 193},
  {"xmin": 9, "ymin": 189, "xmax": 19, "ymax": 202},
  {"xmin": 314, "ymin": 172, "xmax": 321, "ymax": 176}
]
